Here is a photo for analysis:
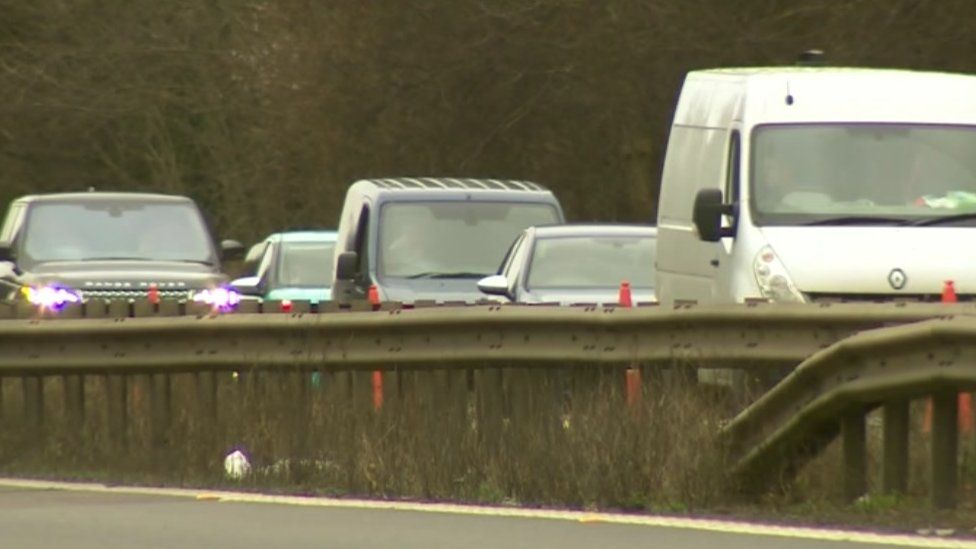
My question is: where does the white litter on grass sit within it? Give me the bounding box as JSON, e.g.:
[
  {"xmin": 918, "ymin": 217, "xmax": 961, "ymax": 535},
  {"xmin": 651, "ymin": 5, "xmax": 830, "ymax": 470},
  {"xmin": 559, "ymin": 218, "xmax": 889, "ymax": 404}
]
[{"xmin": 224, "ymin": 450, "xmax": 251, "ymax": 480}]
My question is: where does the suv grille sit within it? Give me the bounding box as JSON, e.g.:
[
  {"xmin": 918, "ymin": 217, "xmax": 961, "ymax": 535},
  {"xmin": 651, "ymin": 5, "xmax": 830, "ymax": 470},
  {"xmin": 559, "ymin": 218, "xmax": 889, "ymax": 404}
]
[{"xmin": 80, "ymin": 289, "xmax": 192, "ymax": 300}]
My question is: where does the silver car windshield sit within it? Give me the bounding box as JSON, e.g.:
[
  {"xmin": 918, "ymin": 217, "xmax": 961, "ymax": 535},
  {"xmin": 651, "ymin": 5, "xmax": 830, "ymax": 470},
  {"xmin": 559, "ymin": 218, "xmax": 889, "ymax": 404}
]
[
  {"xmin": 526, "ymin": 235, "xmax": 656, "ymax": 290},
  {"xmin": 20, "ymin": 201, "xmax": 215, "ymax": 264},
  {"xmin": 750, "ymin": 124, "xmax": 976, "ymax": 225},
  {"xmin": 276, "ymin": 241, "xmax": 335, "ymax": 287},
  {"xmin": 378, "ymin": 202, "xmax": 559, "ymax": 278}
]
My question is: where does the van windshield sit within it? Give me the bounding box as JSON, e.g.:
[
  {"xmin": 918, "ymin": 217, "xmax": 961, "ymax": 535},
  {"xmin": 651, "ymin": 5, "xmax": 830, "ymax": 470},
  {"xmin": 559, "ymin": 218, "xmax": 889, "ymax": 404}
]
[
  {"xmin": 377, "ymin": 202, "xmax": 560, "ymax": 279},
  {"xmin": 19, "ymin": 201, "xmax": 216, "ymax": 266},
  {"xmin": 750, "ymin": 124, "xmax": 976, "ymax": 226}
]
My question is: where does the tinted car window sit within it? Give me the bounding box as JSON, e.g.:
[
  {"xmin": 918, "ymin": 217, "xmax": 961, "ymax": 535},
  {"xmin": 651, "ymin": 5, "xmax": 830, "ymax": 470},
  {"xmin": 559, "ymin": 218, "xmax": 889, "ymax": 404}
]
[
  {"xmin": 276, "ymin": 242, "xmax": 335, "ymax": 287},
  {"xmin": 527, "ymin": 235, "xmax": 656, "ymax": 289},
  {"xmin": 20, "ymin": 201, "xmax": 214, "ymax": 265},
  {"xmin": 377, "ymin": 202, "xmax": 559, "ymax": 278}
]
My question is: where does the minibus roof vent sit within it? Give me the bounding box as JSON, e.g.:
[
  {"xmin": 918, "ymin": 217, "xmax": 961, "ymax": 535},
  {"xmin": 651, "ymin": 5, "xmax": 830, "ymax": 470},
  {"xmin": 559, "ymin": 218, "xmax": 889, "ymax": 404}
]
[{"xmin": 796, "ymin": 49, "xmax": 826, "ymax": 66}]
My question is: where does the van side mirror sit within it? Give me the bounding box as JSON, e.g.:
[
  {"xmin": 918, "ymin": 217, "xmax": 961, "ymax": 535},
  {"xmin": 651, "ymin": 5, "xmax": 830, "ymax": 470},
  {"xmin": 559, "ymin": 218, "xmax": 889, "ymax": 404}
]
[
  {"xmin": 692, "ymin": 189, "xmax": 735, "ymax": 242},
  {"xmin": 335, "ymin": 251, "xmax": 359, "ymax": 281},
  {"xmin": 0, "ymin": 242, "xmax": 12, "ymax": 262}
]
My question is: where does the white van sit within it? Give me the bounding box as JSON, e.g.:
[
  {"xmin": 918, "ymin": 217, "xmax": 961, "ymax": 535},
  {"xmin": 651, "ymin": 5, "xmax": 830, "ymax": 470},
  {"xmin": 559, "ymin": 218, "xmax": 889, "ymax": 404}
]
[{"xmin": 656, "ymin": 61, "xmax": 976, "ymax": 305}]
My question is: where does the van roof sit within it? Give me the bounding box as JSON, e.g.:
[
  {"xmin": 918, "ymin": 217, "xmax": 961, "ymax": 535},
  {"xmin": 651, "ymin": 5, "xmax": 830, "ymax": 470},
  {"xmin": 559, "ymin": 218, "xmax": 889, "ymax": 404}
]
[
  {"xmin": 675, "ymin": 67, "xmax": 976, "ymax": 127},
  {"xmin": 354, "ymin": 177, "xmax": 550, "ymax": 193}
]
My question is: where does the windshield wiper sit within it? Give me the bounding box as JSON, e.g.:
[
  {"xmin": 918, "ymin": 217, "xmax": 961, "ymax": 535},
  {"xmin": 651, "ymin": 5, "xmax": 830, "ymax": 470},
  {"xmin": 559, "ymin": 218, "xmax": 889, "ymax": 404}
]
[
  {"xmin": 801, "ymin": 216, "xmax": 911, "ymax": 226},
  {"xmin": 906, "ymin": 212, "xmax": 976, "ymax": 227},
  {"xmin": 405, "ymin": 271, "xmax": 487, "ymax": 279},
  {"xmin": 79, "ymin": 256, "xmax": 153, "ymax": 261},
  {"xmin": 79, "ymin": 257, "xmax": 214, "ymax": 265}
]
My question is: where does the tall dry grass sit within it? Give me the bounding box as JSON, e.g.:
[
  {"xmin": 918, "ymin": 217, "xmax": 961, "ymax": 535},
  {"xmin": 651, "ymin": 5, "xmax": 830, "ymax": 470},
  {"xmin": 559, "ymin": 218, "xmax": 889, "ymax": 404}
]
[{"xmin": 0, "ymin": 365, "xmax": 735, "ymax": 512}]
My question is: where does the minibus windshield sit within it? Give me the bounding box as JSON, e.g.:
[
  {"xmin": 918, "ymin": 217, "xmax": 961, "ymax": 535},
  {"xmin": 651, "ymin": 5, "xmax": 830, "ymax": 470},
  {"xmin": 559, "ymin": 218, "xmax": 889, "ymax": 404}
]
[{"xmin": 750, "ymin": 124, "xmax": 976, "ymax": 226}]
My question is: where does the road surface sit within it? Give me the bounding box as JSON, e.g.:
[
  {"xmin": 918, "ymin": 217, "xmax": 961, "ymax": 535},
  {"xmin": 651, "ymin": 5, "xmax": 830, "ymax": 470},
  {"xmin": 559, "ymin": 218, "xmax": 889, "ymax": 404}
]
[{"xmin": 0, "ymin": 480, "xmax": 969, "ymax": 549}]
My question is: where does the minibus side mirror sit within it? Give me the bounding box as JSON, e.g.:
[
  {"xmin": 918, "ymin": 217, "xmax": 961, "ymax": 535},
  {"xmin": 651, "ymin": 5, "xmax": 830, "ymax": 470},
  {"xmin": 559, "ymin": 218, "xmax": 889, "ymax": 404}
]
[
  {"xmin": 692, "ymin": 189, "xmax": 735, "ymax": 242},
  {"xmin": 335, "ymin": 251, "xmax": 359, "ymax": 281},
  {"xmin": 0, "ymin": 242, "xmax": 14, "ymax": 263}
]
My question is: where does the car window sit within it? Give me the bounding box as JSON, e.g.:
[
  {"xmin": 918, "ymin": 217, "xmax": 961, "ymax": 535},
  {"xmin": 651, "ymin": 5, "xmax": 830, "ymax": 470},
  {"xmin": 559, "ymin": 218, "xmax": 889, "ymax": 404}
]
[
  {"xmin": 254, "ymin": 243, "xmax": 275, "ymax": 281},
  {"xmin": 19, "ymin": 201, "xmax": 215, "ymax": 265},
  {"xmin": 499, "ymin": 233, "xmax": 526, "ymax": 276},
  {"xmin": 275, "ymin": 241, "xmax": 335, "ymax": 288},
  {"xmin": 526, "ymin": 235, "xmax": 657, "ymax": 289},
  {"xmin": 0, "ymin": 203, "xmax": 25, "ymax": 243}
]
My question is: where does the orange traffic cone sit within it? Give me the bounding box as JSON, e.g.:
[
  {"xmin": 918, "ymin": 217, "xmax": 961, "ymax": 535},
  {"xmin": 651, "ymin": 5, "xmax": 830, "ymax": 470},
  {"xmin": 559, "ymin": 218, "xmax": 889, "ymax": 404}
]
[
  {"xmin": 942, "ymin": 280, "xmax": 958, "ymax": 303},
  {"xmin": 618, "ymin": 280, "xmax": 633, "ymax": 308},
  {"xmin": 367, "ymin": 284, "xmax": 380, "ymax": 309}
]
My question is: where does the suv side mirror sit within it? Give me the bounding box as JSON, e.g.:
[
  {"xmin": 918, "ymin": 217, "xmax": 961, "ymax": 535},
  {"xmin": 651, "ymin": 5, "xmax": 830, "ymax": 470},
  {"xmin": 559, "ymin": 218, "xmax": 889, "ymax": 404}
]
[
  {"xmin": 220, "ymin": 239, "xmax": 246, "ymax": 260},
  {"xmin": 335, "ymin": 251, "xmax": 359, "ymax": 281},
  {"xmin": 692, "ymin": 189, "xmax": 735, "ymax": 242}
]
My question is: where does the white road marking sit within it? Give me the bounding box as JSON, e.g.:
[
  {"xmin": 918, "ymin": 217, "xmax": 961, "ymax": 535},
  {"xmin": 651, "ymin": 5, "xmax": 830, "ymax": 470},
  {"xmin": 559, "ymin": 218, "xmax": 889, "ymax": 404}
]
[{"xmin": 0, "ymin": 477, "xmax": 971, "ymax": 547}]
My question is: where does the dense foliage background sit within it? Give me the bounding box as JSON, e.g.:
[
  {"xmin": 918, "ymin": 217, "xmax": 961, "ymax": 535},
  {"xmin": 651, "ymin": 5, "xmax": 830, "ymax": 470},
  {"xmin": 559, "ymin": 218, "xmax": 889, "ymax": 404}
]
[{"xmin": 1, "ymin": 0, "xmax": 973, "ymax": 243}]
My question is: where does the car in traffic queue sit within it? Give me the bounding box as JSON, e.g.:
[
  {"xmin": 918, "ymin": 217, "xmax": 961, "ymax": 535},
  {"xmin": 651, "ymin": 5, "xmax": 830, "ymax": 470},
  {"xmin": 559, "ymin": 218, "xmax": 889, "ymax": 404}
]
[
  {"xmin": 231, "ymin": 230, "xmax": 337, "ymax": 304},
  {"xmin": 477, "ymin": 224, "xmax": 657, "ymax": 305},
  {"xmin": 0, "ymin": 192, "xmax": 245, "ymax": 311},
  {"xmin": 332, "ymin": 178, "xmax": 565, "ymax": 304}
]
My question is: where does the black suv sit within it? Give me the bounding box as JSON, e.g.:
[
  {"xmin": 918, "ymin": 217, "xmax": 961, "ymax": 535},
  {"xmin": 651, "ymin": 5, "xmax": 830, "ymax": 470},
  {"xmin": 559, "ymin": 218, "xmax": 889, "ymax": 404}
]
[{"xmin": 0, "ymin": 192, "xmax": 243, "ymax": 304}]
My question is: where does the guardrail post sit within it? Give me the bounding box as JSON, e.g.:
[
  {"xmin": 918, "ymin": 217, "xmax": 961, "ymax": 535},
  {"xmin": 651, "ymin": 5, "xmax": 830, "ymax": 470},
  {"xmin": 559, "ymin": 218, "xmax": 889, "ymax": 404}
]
[
  {"xmin": 842, "ymin": 408, "xmax": 867, "ymax": 502},
  {"xmin": 22, "ymin": 376, "xmax": 44, "ymax": 440},
  {"xmin": 62, "ymin": 375, "xmax": 85, "ymax": 440},
  {"xmin": 932, "ymin": 391, "xmax": 958, "ymax": 509},
  {"xmin": 196, "ymin": 371, "xmax": 218, "ymax": 423},
  {"xmin": 882, "ymin": 400, "xmax": 909, "ymax": 495},
  {"xmin": 105, "ymin": 375, "xmax": 128, "ymax": 449},
  {"xmin": 149, "ymin": 374, "xmax": 171, "ymax": 449}
]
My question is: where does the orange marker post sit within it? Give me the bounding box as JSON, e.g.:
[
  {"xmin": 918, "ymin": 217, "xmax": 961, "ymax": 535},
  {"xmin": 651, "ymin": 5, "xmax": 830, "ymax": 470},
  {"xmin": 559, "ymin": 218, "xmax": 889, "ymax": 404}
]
[
  {"xmin": 619, "ymin": 280, "xmax": 641, "ymax": 413},
  {"xmin": 925, "ymin": 280, "xmax": 971, "ymax": 433},
  {"xmin": 371, "ymin": 370, "xmax": 384, "ymax": 411}
]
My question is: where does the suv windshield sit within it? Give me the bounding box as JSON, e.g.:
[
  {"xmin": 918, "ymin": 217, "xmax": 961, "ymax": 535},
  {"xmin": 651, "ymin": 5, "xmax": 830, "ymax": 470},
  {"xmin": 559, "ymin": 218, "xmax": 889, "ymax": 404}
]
[
  {"xmin": 276, "ymin": 241, "xmax": 335, "ymax": 287},
  {"xmin": 527, "ymin": 235, "xmax": 656, "ymax": 290},
  {"xmin": 750, "ymin": 124, "xmax": 976, "ymax": 226},
  {"xmin": 377, "ymin": 202, "xmax": 559, "ymax": 278},
  {"xmin": 20, "ymin": 201, "xmax": 215, "ymax": 265}
]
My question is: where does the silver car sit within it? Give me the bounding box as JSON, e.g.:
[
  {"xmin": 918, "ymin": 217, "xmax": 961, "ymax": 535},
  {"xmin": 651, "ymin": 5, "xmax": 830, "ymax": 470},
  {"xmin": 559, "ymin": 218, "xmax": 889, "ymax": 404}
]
[{"xmin": 477, "ymin": 224, "xmax": 657, "ymax": 305}]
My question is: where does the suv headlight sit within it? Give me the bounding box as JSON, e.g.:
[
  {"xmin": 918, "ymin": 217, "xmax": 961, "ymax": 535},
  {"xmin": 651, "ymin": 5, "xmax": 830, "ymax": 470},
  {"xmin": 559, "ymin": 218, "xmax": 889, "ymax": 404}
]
[
  {"xmin": 190, "ymin": 286, "xmax": 241, "ymax": 312},
  {"xmin": 753, "ymin": 246, "xmax": 805, "ymax": 303},
  {"xmin": 22, "ymin": 284, "xmax": 82, "ymax": 312}
]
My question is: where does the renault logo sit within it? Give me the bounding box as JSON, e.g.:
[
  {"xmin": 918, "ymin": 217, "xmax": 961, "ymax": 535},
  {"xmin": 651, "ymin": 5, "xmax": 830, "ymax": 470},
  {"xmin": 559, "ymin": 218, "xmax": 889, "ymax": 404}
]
[{"xmin": 888, "ymin": 268, "xmax": 907, "ymax": 290}]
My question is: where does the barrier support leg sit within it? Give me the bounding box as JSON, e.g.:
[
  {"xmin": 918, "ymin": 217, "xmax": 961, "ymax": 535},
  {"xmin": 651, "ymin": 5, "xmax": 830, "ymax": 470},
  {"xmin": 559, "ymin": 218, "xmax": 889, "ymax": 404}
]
[
  {"xmin": 105, "ymin": 375, "xmax": 127, "ymax": 450},
  {"xmin": 932, "ymin": 391, "xmax": 959, "ymax": 509},
  {"xmin": 883, "ymin": 400, "xmax": 909, "ymax": 495},
  {"xmin": 842, "ymin": 408, "xmax": 867, "ymax": 502},
  {"xmin": 23, "ymin": 377, "xmax": 44, "ymax": 443}
]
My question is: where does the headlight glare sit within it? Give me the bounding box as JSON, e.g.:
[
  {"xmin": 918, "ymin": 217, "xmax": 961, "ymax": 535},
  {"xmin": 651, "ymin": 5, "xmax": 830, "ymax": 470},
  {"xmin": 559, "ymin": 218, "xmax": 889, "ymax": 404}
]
[
  {"xmin": 191, "ymin": 286, "xmax": 241, "ymax": 312},
  {"xmin": 22, "ymin": 284, "xmax": 82, "ymax": 312}
]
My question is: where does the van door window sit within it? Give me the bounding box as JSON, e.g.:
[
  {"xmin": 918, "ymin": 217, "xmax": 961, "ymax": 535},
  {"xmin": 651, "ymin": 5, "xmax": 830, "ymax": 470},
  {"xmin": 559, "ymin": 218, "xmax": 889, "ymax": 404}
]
[
  {"xmin": 724, "ymin": 130, "xmax": 741, "ymax": 229},
  {"xmin": 353, "ymin": 205, "xmax": 370, "ymax": 284}
]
